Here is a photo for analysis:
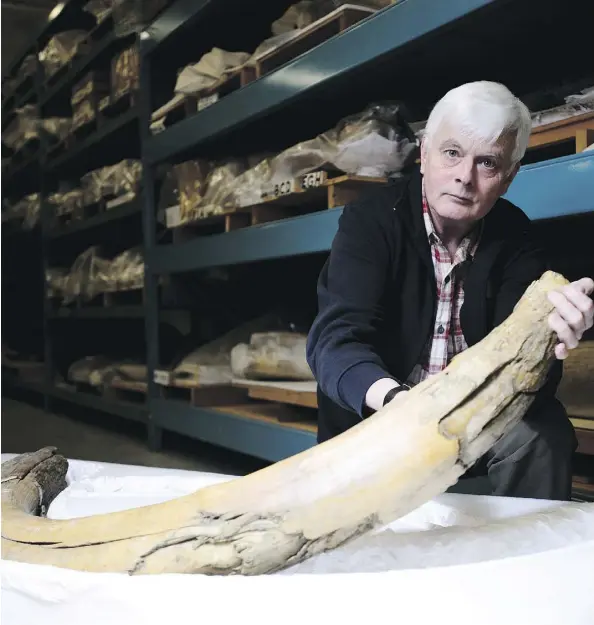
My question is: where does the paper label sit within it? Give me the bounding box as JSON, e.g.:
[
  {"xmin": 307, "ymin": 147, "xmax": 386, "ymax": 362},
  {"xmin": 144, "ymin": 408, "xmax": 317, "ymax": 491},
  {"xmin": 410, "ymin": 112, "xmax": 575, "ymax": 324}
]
[
  {"xmin": 197, "ymin": 93, "xmax": 219, "ymax": 111},
  {"xmin": 106, "ymin": 192, "xmax": 135, "ymax": 209},
  {"xmin": 165, "ymin": 205, "xmax": 181, "ymax": 228},
  {"xmin": 300, "ymin": 170, "xmax": 327, "ymax": 189},
  {"xmin": 154, "ymin": 370, "xmax": 171, "ymax": 386}
]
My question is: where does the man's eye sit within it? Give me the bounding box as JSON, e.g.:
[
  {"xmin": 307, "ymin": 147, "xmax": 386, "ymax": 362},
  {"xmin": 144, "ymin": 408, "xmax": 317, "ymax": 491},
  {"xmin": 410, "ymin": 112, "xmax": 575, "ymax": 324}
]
[
  {"xmin": 445, "ymin": 149, "xmax": 458, "ymax": 158},
  {"xmin": 481, "ymin": 158, "xmax": 496, "ymax": 169}
]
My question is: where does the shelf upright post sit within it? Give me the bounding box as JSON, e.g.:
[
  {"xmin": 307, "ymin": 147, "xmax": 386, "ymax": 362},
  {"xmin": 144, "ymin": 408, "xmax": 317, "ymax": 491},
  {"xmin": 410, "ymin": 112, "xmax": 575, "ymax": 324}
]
[
  {"xmin": 38, "ymin": 64, "xmax": 54, "ymax": 413},
  {"xmin": 40, "ymin": 180, "xmax": 54, "ymax": 412},
  {"xmin": 138, "ymin": 35, "xmax": 163, "ymax": 451}
]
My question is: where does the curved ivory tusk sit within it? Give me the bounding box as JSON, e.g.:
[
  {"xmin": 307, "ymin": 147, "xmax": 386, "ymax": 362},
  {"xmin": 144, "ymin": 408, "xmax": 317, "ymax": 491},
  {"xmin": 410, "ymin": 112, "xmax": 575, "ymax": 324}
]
[{"xmin": 1, "ymin": 270, "xmax": 568, "ymax": 576}]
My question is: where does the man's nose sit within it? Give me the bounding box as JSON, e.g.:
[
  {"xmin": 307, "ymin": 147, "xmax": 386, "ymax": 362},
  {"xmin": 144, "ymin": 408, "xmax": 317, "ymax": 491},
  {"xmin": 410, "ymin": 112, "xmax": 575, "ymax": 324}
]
[{"xmin": 455, "ymin": 158, "xmax": 475, "ymax": 186}]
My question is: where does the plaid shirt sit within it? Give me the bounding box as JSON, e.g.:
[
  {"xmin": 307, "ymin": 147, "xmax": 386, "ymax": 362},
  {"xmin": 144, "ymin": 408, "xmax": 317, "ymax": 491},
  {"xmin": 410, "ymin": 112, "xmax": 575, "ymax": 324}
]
[{"xmin": 407, "ymin": 189, "xmax": 482, "ymax": 385}]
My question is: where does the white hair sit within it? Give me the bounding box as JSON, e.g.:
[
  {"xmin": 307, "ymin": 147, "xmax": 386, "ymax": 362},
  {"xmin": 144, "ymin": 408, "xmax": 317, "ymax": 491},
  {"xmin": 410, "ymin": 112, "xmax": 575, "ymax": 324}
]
[{"xmin": 423, "ymin": 81, "xmax": 532, "ymax": 166}]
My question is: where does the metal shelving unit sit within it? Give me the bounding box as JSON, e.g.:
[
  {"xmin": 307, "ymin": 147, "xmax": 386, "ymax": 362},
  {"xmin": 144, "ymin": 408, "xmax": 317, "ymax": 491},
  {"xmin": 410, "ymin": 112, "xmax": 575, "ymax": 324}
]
[
  {"xmin": 2, "ymin": 2, "xmax": 155, "ymax": 426},
  {"xmin": 138, "ymin": 0, "xmax": 594, "ymax": 461},
  {"xmin": 3, "ymin": 0, "xmax": 593, "ymax": 464}
]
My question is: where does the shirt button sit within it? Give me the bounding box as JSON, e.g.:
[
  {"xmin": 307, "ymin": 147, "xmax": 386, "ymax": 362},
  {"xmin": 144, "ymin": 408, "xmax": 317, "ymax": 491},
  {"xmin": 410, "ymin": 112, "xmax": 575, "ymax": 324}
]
[
  {"xmin": 444, "ymin": 276, "xmax": 450, "ymax": 284},
  {"xmin": 438, "ymin": 325, "xmax": 445, "ymax": 334}
]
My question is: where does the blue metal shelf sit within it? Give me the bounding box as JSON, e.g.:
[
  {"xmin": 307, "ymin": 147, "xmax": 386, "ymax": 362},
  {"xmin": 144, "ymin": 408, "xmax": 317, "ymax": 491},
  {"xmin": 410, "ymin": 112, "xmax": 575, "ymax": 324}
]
[
  {"xmin": 49, "ymin": 386, "xmax": 147, "ymax": 423},
  {"xmin": 50, "ymin": 306, "xmax": 146, "ymax": 319},
  {"xmin": 151, "ymin": 398, "xmax": 316, "ymax": 462},
  {"xmin": 504, "ymin": 151, "xmax": 594, "ymax": 221},
  {"xmin": 46, "ymin": 108, "xmax": 139, "ymax": 174},
  {"xmin": 151, "ymin": 153, "xmax": 594, "ymax": 275},
  {"xmin": 40, "ymin": 30, "xmax": 133, "ymax": 108},
  {"xmin": 48, "ymin": 200, "xmax": 142, "ymax": 238},
  {"xmin": 49, "ymin": 306, "xmax": 191, "ymax": 331},
  {"xmin": 2, "ymin": 378, "xmax": 46, "ymax": 395},
  {"xmin": 48, "ymin": 199, "xmax": 141, "ymax": 238},
  {"xmin": 143, "ymin": 0, "xmax": 213, "ymax": 52},
  {"xmin": 151, "ymin": 208, "xmax": 341, "ymax": 274},
  {"xmin": 144, "ymin": 0, "xmax": 495, "ymax": 165},
  {"xmin": 2, "ymin": 378, "xmax": 147, "ymax": 423}
]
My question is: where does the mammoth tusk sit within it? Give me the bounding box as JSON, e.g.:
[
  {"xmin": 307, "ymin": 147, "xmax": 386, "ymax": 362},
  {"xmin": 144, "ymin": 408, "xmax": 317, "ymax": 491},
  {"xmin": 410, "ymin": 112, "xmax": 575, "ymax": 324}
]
[{"xmin": 2, "ymin": 270, "xmax": 569, "ymax": 576}]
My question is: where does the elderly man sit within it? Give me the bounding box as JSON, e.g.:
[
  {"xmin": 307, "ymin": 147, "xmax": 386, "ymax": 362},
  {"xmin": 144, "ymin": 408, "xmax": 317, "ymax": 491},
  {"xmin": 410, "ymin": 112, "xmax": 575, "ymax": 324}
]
[{"xmin": 306, "ymin": 81, "xmax": 594, "ymax": 500}]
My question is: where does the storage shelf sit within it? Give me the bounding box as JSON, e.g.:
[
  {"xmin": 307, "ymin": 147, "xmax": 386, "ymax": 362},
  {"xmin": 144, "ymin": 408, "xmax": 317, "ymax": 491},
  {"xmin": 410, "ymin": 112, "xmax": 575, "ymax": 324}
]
[
  {"xmin": 145, "ymin": 0, "xmax": 495, "ymax": 164},
  {"xmin": 48, "ymin": 199, "xmax": 142, "ymax": 238},
  {"xmin": 151, "ymin": 152, "xmax": 594, "ymax": 274},
  {"xmin": 2, "ymin": 378, "xmax": 147, "ymax": 423},
  {"xmin": 49, "ymin": 305, "xmax": 191, "ymax": 330},
  {"xmin": 46, "ymin": 108, "xmax": 139, "ymax": 174},
  {"xmin": 151, "ymin": 398, "xmax": 317, "ymax": 462},
  {"xmin": 504, "ymin": 152, "xmax": 594, "ymax": 220},
  {"xmin": 50, "ymin": 305, "xmax": 147, "ymax": 319},
  {"xmin": 49, "ymin": 385, "xmax": 147, "ymax": 423},
  {"xmin": 144, "ymin": 0, "xmax": 593, "ymax": 165},
  {"xmin": 151, "ymin": 208, "xmax": 340, "ymax": 273},
  {"xmin": 2, "ymin": 377, "xmax": 46, "ymax": 395},
  {"xmin": 4, "ymin": 0, "xmax": 594, "ymax": 468},
  {"xmin": 40, "ymin": 30, "xmax": 129, "ymax": 108}
]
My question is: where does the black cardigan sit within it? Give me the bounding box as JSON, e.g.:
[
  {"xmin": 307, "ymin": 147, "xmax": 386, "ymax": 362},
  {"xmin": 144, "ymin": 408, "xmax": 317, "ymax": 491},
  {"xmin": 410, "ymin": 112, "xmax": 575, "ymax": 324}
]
[{"xmin": 306, "ymin": 166, "xmax": 563, "ymax": 442}]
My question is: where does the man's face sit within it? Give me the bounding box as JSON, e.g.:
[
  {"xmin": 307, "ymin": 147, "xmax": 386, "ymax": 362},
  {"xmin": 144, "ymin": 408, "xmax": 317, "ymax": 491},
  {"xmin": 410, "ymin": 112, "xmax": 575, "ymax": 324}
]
[{"xmin": 420, "ymin": 122, "xmax": 520, "ymax": 228}]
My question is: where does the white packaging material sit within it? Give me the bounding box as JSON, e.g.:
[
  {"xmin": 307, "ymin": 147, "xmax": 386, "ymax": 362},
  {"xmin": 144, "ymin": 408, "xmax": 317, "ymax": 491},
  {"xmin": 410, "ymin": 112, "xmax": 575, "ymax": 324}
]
[
  {"xmin": 333, "ymin": 131, "xmax": 415, "ymax": 177},
  {"xmin": 2, "ymin": 454, "xmax": 594, "ymax": 625}
]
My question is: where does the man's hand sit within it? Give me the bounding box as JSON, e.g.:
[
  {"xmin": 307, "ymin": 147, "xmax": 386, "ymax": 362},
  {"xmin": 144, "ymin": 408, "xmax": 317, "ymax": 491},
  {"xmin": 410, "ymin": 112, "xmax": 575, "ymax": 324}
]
[{"xmin": 547, "ymin": 277, "xmax": 594, "ymax": 359}]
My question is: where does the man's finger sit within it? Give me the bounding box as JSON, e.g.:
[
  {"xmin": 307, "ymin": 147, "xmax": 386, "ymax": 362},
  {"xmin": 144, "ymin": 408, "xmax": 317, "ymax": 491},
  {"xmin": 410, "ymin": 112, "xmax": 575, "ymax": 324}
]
[
  {"xmin": 548, "ymin": 311, "xmax": 579, "ymax": 350},
  {"xmin": 573, "ymin": 277, "xmax": 594, "ymax": 296},
  {"xmin": 547, "ymin": 290, "xmax": 586, "ymax": 334},
  {"xmin": 561, "ymin": 284, "xmax": 594, "ymax": 326},
  {"xmin": 555, "ymin": 343, "xmax": 569, "ymax": 360}
]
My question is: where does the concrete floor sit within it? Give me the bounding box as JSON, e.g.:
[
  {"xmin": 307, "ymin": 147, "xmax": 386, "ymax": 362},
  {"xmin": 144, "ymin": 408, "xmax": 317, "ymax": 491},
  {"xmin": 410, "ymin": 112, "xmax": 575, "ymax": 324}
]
[{"xmin": 1, "ymin": 397, "xmax": 268, "ymax": 475}]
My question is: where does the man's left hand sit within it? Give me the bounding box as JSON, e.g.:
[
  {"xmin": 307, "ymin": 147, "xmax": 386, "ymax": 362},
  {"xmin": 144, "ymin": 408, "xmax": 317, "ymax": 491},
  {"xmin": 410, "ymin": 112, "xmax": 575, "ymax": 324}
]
[{"xmin": 547, "ymin": 277, "xmax": 594, "ymax": 359}]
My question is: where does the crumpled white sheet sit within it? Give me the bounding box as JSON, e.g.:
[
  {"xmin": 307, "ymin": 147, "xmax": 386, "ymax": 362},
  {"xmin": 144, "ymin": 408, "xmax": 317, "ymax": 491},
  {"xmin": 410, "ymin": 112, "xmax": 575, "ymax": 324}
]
[{"xmin": 2, "ymin": 454, "xmax": 594, "ymax": 625}]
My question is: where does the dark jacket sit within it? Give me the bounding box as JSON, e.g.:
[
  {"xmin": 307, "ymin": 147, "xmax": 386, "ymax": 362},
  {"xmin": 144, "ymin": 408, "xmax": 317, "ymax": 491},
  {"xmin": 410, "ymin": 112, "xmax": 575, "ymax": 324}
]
[{"xmin": 306, "ymin": 166, "xmax": 563, "ymax": 442}]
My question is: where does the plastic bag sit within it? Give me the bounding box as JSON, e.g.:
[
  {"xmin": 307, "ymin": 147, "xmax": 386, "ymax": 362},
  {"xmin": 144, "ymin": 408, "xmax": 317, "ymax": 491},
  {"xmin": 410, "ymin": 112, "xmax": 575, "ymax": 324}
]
[
  {"xmin": 61, "ymin": 247, "xmax": 112, "ymax": 304},
  {"xmin": 111, "ymin": 45, "xmax": 140, "ymax": 99},
  {"xmin": 227, "ymin": 102, "xmax": 417, "ymax": 208},
  {"xmin": 330, "ymin": 102, "xmax": 418, "ymax": 176},
  {"xmin": 106, "ymin": 159, "xmax": 142, "ymax": 201},
  {"xmin": 188, "ymin": 159, "xmax": 249, "ymax": 220},
  {"xmin": 2, "ymin": 105, "xmax": 39, "ymax": 151},
  {"xmin": 169, "ymin": 313, "xmax": 302, "ymax": 386},
  {"xmin": 81, "ymin": 167, "xmax": 109, "ymax": 205},
  {"xmin": 39, "ymin": 31, "xmax": 88, "ymax": 78},
  {"xmin": 164, "ymin": 104, "xmax": 415, "ymax": 221},
  {"xmin": 22, "ymin": 193, "xmax": 41, "ymax": 229},
  {"xmin": 47, "ymin": 189, "xmax": 85, "ymax": 218},
  {"xmin": 231, "ymin": 332, "xmax": 314, "ymax": 380},
  {"xmin": 268, "ymin": 0, "xmax": 390, "ymax": 40},
  {"xmin": 173, "ymin": 160, "xmax": 211, "ymax": 222},
  {"xmin": 40, "ymin": 117, "xmax": 72, "ymax": 142},
  {"xmin": 67, "ymin": 355, "xmax": 116, "ymax": 386},
  {"xmin": 81, "ymin": 160, "xmax": 142, "ymax": 205},
  {"xmin": 9, "ymin": 193, "xmax": 41, "ymax": 229},
  {"xmin": 105, "ymin": 248, "xmax": 144, "ymax": 291},
  {"xmin": 84, "ymin": 0, "xmax": 112, "ymax": 23},
  {"xmin": 46, "ymin": 268, "xmax": 70, "ymax": 299},
  {"xmin": 174, "ymin": 48, "xmax": 250, "ymax": 96}
]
